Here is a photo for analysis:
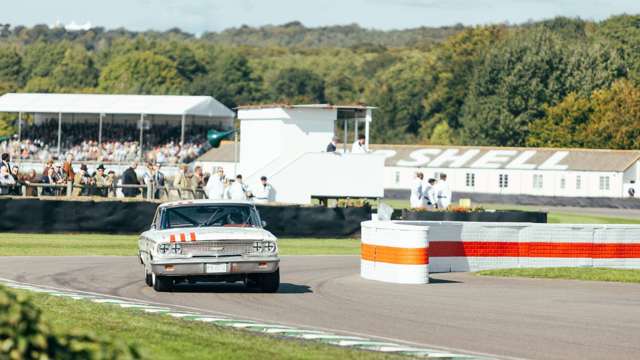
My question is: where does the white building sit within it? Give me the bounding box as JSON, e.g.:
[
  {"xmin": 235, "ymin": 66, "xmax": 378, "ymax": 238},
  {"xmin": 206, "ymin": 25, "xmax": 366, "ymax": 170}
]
[
  {"xmin": 371, "ymin": 145, "xmax": 640, "ymax": 199},
  {"xmin": 198, "ymin": 143, "xmax": 640, "ymax": 200},
  {"xmin": 196, "ymin": 104, "xmax": 386, "ymax": 204}
]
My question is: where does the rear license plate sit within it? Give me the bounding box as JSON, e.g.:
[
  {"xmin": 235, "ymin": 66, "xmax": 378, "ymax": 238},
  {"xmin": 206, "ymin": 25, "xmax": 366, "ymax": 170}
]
[{"xmin": 206, "ymin": 263, "xmax": 227, "ymax": 273}]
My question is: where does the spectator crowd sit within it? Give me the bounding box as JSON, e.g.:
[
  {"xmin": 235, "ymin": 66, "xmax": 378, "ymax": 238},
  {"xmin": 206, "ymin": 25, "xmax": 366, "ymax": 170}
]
[{"xmin": 0, "ymin": 122, "xmax": 213, "ymax": 164}]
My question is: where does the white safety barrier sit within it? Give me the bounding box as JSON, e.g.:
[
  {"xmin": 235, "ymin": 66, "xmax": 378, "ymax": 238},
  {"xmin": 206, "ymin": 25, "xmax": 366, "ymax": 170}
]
[
  {"xmin": 360, "ymin": 220, "xmax": 640, "ymax": 282},
  {"xmin": 360, "ymin": 221, "xmax": 429, "ymax": 284}
]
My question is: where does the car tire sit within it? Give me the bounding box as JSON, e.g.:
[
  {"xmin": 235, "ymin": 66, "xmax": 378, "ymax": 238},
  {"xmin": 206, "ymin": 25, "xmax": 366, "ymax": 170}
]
[
  {"xmin": 255, "ymin": 269, "xmax": 280, "ymax": 293},
  {"xmin": 153, "ymin": 274, "xmax": 173, "ymax": 292},
  {"xmin": 145, "ymin": 271, "xmax": 153, "ymax": 287}
]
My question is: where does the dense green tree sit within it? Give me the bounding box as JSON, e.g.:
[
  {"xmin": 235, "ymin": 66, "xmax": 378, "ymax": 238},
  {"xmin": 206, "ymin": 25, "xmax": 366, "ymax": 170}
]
[
  {"xmin": 0, "ymin": 46, "xmax": 23, "ymax": 84},
  {"xmin": 271, "ymin": 67, "xmax": 325, "ymax": 103},
  {"xmin": 98, "ymin": 51, "xmax": 186, "ymax": 94},
  {"xmin": 51, "ymin": 46, "xmax": 99, "ymax": 89},
  {"xmin": 190, "ymin": 52, "xmax": 261, "ymax": 107},
  {"xmin": 527, "ymin": 93, "xmax": 593, "ymax": 147},
  {"xmin": 596, "ymin": 15, "xmax": 640, "ymax": 85},
  {"xmin": 21, "ymin": 41, "xmax": 68, "ymax": 79}
]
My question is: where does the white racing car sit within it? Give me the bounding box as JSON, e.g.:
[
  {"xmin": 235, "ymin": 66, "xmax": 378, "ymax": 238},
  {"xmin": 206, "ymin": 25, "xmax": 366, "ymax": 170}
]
[{"xmin": 138, "ymin": 200, "xmax": 279, "ymax": 292}]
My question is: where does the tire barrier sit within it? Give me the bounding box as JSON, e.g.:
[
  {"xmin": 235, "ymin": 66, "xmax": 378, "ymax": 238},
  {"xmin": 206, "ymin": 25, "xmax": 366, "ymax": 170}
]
[
  {"xmin": 360, "ymin": 221, "xmax": 429, "ymax": 284},
  {"xmin": 401, "ymin": 209, "xmax": 547, "ymax": 223},
  {"xmin": 0, "ymin": 198, "xmax": 371, "ymax": 237},
  {"xmin": 360, "ymin": 220, "xmax": 640, "ymax": 282}
]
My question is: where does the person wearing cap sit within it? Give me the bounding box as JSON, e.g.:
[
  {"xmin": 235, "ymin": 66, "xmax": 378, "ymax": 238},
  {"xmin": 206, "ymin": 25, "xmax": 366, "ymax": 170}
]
[
  {"xmin": 435, "ymin": 173, "xmax": 451, "ymax": 209},
  {"xmin": 410, "ymin": 172, "xmax": 424, "ymax": 209},
  {"xmin": 94, "ymin": 164, "xmax": 111, "ymax": 197},
  {"xmin": 73, "ymin": 164, "xmax": 94, "ymax": 196},
  {"xmin": 351, "ymin": 134, "xmax": 368, "ymax": 154},
  {"xmin": 423, "ymin": 178, "xmax": 437, "ymax": 209},
  {"xmin": 254, "ymin": 176, "xmax": 275, "ymax": 203},
  {"xmin": 326, "ymin": 136, "xmax": 339, "ymax": 153}
]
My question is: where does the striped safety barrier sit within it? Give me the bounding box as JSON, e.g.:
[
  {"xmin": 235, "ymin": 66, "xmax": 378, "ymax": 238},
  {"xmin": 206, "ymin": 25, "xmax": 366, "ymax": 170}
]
[
  {"xmin": 360, "ymin": 220, "xmax": 640, "ymax": 282},
  {"xmin": 361, "ymin": 221, "xmax": 429, "ymax": 284}
]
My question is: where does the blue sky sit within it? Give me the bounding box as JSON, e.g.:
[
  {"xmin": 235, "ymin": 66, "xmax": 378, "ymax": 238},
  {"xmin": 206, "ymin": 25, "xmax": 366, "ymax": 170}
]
[{"xmin": 4, "ymin": 0, "xmax": 640, "ymax": 34}]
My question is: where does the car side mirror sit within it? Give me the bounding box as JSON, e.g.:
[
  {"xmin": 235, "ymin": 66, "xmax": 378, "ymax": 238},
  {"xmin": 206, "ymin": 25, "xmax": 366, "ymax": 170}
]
[{"xmin": 262, "ymin": 220, "xmax": 268, "ymax": 228}]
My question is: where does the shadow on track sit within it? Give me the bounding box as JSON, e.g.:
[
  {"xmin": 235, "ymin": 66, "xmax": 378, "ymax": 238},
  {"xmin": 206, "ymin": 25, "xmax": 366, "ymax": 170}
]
[
  {"xmin": 428, "ymin": 277, "xmax": 462, "ymax": 284},
  {"xmin": 169, "ymin": 282, "xmax": 312, "ymax": 294}
]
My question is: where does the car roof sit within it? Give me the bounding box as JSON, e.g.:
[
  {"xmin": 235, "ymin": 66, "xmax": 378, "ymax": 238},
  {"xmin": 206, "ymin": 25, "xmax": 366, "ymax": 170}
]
[{"xmin": 159, "ymin": 199, "xmax": 255, "ymax": 208}]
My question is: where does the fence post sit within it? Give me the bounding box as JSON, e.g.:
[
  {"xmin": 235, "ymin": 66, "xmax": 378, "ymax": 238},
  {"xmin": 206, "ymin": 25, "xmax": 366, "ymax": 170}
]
[
  {"xmin": 147, "ymin": 182, "xmax": 153, "ymax": 201},
  {"xmin": 22, "ymin": 185, "xmax": 26, "ymax": 197},
  {"xmin": 67, "ymin": 181, "xmax": 73, "ymax": 197}
]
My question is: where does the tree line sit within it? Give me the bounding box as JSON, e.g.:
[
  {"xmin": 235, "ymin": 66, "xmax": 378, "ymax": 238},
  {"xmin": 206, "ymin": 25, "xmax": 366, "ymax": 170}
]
[{"xmin": 0, "ymin": 15, "xmax": 639, "ymax": 149}]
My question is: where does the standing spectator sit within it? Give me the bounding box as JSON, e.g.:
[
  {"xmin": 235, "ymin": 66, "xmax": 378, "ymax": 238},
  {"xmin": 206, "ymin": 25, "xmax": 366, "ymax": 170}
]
[
  {"xmin": 152, "ymin": 164, "xmax": 165, "ymax": 199},
  {"xmin": 74, "ymin": 164, "xmax": 95, "ymax": 196},
  {"xmin": 410, "ymin": 172, "xmax": 424, "ymax": 208},
  {"xmin": 53, "ymin": 163, "xmax": 65, "ymax": 182},
  {"xmin": 423, "ymin": 178, "xmax": 437, "ymax": 209},
  {"xmin": 63, "ymin": 154, "xmax": 75, "ymax": 182},
  {"xmin": 23, "ymin": 169, "xmax": 39, "ymax": 197},
  {"xmin": 9, "ymin": 165, "xmax": 21, "ymax": 195},
  {"xmin": 351, "ymin": 134, "xmax": 368, "ymax": 154},
  {"xmin": 326, "ymin": 136, "xmax": 339, "ymax": 153},
  {"xmin": 94, "ymin": 164, "xmax": 111, "ymax": 197},
  {"xmin": 206, "ymin": 167, "xmax": 226, "ymax": 200},
  {"xmin": 42, "ymin": 159, "xmax": 54, "ymax": 177},
  {"xmin": 173, "ymin": 164, "xmax": 191, "ymax": 190},
  {"xmin": 122, "ymin": 162, "xmax": 141, "ymax": 198},
  {"xmin": 254, "ymin": 176, "xmax": 275, "ymax": 203},
  {"xmin": 228, "ymin": 174, "xmax": 248, "ymax": 200},
  {"xmin": 107, "ymin": 170, "xmax": 118, "ymax": 197},
  {"xmin": 40, "ymin": 167, "xmax": 57, "ymax": 196},
  {"xmin": 0, "ymin": 153, "xmax": 10, "ymax": 171},
  {"xmin": 0, "ymin": 166, "xmax": 15, "ymax": 195},
  {"xmin": 435, "ymin": 173, "xmax": 451, "ymax": 209}
]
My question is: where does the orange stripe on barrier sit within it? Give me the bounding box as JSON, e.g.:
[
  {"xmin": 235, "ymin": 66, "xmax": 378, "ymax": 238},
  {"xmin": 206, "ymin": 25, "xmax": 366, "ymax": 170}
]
[
  {"xmin": 169, "ymin": 234, "xmax": 176, "ymax": 243},
  {"xmin": 361, "ymin": 243, "xmax": 428, "ymax": 265},
  {"xmin": 190, "ymin": 232, "xmax": 196, "ymax": 241},
  {"xmin": 180, "ymin": 233, "xmax": 186, "ymax": 242},
  {"xmin": 430, "ymin": 241, "xmax": 640, "ymax": 259}
]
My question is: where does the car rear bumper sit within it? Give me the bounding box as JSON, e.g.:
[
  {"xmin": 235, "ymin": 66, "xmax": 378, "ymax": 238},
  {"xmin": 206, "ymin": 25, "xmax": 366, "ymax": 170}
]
[{"xmin": 150, "ymin": 256, "xmax": 279, "ymax": 276}]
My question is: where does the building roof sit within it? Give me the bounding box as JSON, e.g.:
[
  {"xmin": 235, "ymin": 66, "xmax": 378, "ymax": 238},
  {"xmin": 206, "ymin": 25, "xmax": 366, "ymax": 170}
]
[
  {"xmin": 196, "ymin": 141, "xmax": 237, "ymax": 163},
  {"xmin": 0, "ymin": 93, "xmax": 235, "ymax": 118},
  {"xmin": 235, "ymin": 103, "xmax": 376, "ymax": 110},
  {"xmin": 369, "ymin": 144, "xmax": 640, "ymax": 172}
]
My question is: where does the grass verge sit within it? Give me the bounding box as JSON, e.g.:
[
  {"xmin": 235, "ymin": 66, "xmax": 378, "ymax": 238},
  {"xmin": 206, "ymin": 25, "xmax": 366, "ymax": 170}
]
[
  {"xmin": 16, "ymin": 289, "xmax": 402, "ymax": 360},
  {"xmin": 476, "ymin": 267, "xmax": 640, "ymax": 283},
  {"xmin": 0, "ymin": 233, "xmax": 360, "ymax": 256}
]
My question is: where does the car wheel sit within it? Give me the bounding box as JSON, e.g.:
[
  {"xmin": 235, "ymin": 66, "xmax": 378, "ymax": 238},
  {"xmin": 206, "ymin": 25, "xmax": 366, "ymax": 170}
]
[
  {"xmin": 255, "ymin": 269, "xmax": 280, "ymax": 293},
  {"xmin": 153, "ymin": 274, "xmax": 173, "ymax": 292}
]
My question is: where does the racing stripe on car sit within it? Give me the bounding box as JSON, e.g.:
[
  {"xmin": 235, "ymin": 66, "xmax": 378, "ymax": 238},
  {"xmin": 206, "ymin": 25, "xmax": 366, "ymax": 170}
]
[
  {"xmin": 169, "ymin": 234, "xmax": 176, "ymax": 243},
  {"xmin": 190, "ymin": 232, "xmax": 196, "ymax": 241},
  {"xmin": 180, "ymin": 233, "xmax": 186, "ymax": 242}
]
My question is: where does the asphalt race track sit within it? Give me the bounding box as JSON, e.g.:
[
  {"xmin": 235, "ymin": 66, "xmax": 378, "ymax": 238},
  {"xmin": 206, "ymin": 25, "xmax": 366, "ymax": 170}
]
[{"xmin": 1, "ymin": 256, "xmax": 639, "ymax": 360}]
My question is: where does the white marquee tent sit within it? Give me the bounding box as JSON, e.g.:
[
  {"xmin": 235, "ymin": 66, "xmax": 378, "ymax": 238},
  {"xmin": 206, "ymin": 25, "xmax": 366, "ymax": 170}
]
[{"xmin": 0, "ymin": 93, "xmax": 235, "ymax": 155}]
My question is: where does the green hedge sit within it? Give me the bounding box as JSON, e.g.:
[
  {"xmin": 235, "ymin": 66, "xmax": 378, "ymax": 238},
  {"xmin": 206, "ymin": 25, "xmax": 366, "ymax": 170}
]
[{"xmin": 0, "ymin": 285, "xmax": 140, "ymax": 359}]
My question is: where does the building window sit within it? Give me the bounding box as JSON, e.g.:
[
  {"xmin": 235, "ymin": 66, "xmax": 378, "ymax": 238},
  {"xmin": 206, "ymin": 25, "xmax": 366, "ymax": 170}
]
[
  {"xmin": 576, "ymin": 175, "xmax": 581, "ymax": 190},
  {"xmin": 533, "ymin": 174, "xmax": 543, "ymax": 189},
  {"xmin": 499, "ymin": 174, "xmax": 509, "ymax": 188},
  {"xmin": 560, "ymin": 177, "xmax": 566, "ymax": 189},
  {"xmin": 599, "ymin": 176, "xmax": 610, "ymax": 191},
  {"xmin": 465, "ymin": 173, "xmax": 475, "ymax": 188},
  {"xmin": 394, "ymin": 171, "xmax": 400, "ymax": 184}
]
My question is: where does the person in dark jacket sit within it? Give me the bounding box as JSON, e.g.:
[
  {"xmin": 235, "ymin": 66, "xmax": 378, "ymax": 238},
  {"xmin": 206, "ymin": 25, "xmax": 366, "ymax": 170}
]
[
  {"xmin": 326, "ymin": 136, "xmax": 339, "ymax": 152},
  {"xmin": 122, "ymin": 162, "xmax": 140, "ymax": 197}
]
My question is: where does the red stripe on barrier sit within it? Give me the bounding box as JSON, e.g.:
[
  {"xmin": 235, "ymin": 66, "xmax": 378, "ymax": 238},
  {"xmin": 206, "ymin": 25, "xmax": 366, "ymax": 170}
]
[
  {"xmin": 430, "ymin": 241, "xmax": 640, "ymax": 259},
  {"xmin": 190, "ymin": 232, "xmax": 196, "ymax": 241},
  {"xmin": 169, "ymin": 234, "xmax": 176, "ymax": 243},
  {"xmin": 180, "ymin": 233, "xmax": 186, "ymax": 242}
]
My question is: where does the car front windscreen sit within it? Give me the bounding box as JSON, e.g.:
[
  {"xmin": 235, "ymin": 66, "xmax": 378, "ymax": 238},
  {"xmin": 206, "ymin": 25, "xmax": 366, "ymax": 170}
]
[{"xmin": 160, "ymin": 205, "xmax": 260, "ymax": 229}]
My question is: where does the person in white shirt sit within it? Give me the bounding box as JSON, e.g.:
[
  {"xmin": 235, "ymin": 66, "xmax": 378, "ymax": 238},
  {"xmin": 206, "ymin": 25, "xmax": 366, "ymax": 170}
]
[
  {"xmin": 206, "ymin": 167, "xmax": 226, "ymax": 200},
  {"xmin": 435, "ymin": 173, "xmax": 452, "ymax": 209},
  {"xmin": 351, "ymin": 134, "xmax": 368, "ymax": 154},
  {"xmin": 227, "ymin": 174, "xmax": 249, "ymax": 200},
  {"xmin": 422, "ymin": 178, "xmax": 437, "ymax": 209},
  {"xmin": 254, "ymin": 176, "xmax": 275, "ymax": 203},
  {"xmin": 409, "ymin": 172, "xmax": 424, "ymax": 208}
]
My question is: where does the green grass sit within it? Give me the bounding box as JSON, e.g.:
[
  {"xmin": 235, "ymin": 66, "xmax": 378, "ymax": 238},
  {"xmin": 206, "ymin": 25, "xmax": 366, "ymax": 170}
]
[
  {"xmin": 0, "ymin": 233, "xmax": 360, "ymax": 256},
  {"xmin": 477, "ymin": 267, "xmax": 640, "ymax": 283},
  {"xmin": 16, "ymin": 289, "xmax": 403, "ymax": 360}
]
